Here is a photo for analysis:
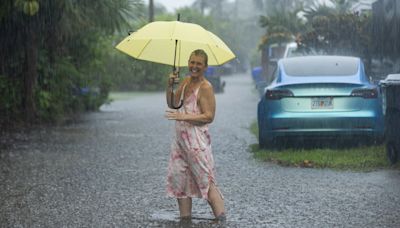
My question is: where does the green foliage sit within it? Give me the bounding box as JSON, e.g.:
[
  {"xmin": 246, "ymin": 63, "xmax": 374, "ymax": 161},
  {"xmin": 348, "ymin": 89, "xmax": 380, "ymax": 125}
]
[
  {"xmin": 36, "ymin": 55, "xmax": 82, "ymax": 121},
  {"xmin": 106, "ymin": 28, "xmax": 170, "ymax": 91},
  {"xmin": 300, "ymin": 3, "xmax": 371, "ymax": 57},
  {"xmin": 255, "ymin": 0, "xmax": 374, "ymax": 73},
  {"xmin": 106, "ymin": 51, "xmax": 170, "ymax": 91},
  {"xmin": 258, "ymin": 1, "xmax": 306, "ymax": 48},
  {"xmin": 0, "ymin": 0, "xmax": 143, "ymax": 124},
  {"xmin": 0, "ymin": 75, "xmax": 23, "ymax": 122}
]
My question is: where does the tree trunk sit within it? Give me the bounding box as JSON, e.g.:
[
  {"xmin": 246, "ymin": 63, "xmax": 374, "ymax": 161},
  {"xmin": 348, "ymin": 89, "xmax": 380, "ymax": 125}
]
[
  {"xmin": 261, "ymin": 46, "xmax": 269, "ymax": 83},
  {"xmin": 23, "ymin": 19, "xmax": 38, "ymax": 123},
  {"xmin": 149, "ymin": 0, "xmax": 154, "ymax": 22},
  {"xmin": 200, "ymin": 0, "xmax": 205, "ymax": 15}
]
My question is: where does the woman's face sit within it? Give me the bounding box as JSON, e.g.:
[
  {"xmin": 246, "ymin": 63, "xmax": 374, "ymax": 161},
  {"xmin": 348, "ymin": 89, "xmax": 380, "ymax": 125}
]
[{"xmin": 188, "ymin": 54, "xmax": 207, "ymax": 78}]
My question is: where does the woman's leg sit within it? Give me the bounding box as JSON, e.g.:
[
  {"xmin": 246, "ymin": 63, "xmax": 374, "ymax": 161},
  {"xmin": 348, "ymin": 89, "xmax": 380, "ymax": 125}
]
[
  {"xmin": 177, "ymin": 198, "xmax": 192, "ymax": 218},
  {"xmin": 207, "ymin": 184, "xmax": 225, "ymax": 218}
]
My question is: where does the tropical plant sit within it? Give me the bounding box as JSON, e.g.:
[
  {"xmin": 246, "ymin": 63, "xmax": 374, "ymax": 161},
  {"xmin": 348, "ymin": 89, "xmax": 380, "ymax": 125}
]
[
  {"xmin": 300, "ymin": 1, "xmax": 372, "ymax": 59},
  {"xmin": 258, "ymin": 0, "xmax": 306, "ymax": 48},
  {"xmin": 0, "ymin": 0, "xmax": 143, "ymax": 124}
]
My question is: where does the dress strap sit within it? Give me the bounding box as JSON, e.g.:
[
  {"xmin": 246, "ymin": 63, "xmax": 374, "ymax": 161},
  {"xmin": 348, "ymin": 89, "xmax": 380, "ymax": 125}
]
[{"xmin": 180, "ymin": 82, "xmax": 188, "ymax": 104}]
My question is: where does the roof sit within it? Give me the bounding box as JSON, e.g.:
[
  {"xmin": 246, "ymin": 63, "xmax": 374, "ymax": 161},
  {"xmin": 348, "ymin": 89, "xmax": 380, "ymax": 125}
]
[
  {"xmin": 381, "ymin": 74, "xmax": 400, "ymax": 85},
  {"xmin": 351, "ymin": 0, "xmax": 374, "ymax": 12}
]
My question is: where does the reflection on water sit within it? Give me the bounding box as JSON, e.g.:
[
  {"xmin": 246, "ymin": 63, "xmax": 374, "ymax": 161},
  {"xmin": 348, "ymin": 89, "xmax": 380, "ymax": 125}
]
[{"xmin": 150, "ymin": 211, "xmax": 228, "ymax": 227}]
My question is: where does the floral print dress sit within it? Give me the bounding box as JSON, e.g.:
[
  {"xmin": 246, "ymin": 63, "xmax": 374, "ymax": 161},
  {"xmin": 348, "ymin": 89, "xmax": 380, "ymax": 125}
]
[{"xmin": 167, "ymin": 81, "xmax": 218, "ymax": 200}]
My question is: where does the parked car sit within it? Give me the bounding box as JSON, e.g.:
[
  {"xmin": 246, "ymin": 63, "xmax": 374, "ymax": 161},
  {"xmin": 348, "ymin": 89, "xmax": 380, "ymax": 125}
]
[
  {"xmin": 283, "ymin": 42, "xmax": 299, "ymax": 58},
  {"xmin": 254, "ymin": 42, "xmax": 321, "ymax": 98},
  {"xmin": 257, "ymin": 56, "xmax": 384, "ymax": 148},
  {"xmin": 205, "ymin": 66, "xmax": 225, "ymax": 93},
  {"xmin": 283, "ymin": 42, "xmax": 322, "ymax": 59}
]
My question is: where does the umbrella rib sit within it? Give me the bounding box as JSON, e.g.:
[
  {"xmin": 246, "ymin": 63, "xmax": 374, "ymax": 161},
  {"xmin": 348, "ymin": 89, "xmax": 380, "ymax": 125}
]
[
  {"xmin": 178, "ymin": 40, "xmax": 182, "ymax": 67},
  {"xmin": 136, "ymin": 39, "xmax": 152, "ymax": 59},
  {"xmin": 207, "ymin": 44, "xmax": 220, "ymax": 66}
]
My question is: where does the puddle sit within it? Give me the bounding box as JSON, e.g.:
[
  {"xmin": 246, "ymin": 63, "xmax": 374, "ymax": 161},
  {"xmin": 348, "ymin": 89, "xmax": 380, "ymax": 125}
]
[
  {"xmin": 150, "ymin": 211, "xmax": 226, "ymax": 227},
  {"xmin": 150, "ymin": 211, "xmax": 179, "ymax": 221}
]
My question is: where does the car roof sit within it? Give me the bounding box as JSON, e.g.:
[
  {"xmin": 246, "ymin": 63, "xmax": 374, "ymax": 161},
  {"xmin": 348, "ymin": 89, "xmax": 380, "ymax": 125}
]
[{"xmin": 286, "ymin": 42, "xmax": 297, "ymax": 48}]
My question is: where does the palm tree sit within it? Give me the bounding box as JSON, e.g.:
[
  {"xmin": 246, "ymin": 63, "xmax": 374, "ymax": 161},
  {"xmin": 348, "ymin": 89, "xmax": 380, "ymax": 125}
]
[{"xmin": 257, "ymin": 1, "xmax": 306, "ymax": 82}]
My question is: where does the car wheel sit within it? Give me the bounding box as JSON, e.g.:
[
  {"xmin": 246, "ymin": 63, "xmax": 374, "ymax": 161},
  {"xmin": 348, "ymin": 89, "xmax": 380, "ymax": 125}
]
[
  {"xmin": 386, "ymin": 141, "xmax": 398, "ymax": 164},
  {"xmin": 258, "ymin": 132, "xmax": 268, "ymax": 149},
  {"xmin": 257, "ymin": 101, "xmax": 273, "ymax": 149},
  {"xmin": 258, "ymin": 127, "xmax": 273, "ymax": 149}
]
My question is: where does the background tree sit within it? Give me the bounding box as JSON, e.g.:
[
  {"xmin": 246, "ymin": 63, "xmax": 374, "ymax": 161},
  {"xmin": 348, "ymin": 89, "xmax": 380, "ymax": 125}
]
[
  {"xmin": 299, "ymin": 1, "xmax": 372, "ymax": 72},
  {"xmin": 0, "ymin": 0, "xmax": 142, "ymax": 125},
  {"xmin": 190, "ymin": 0, "xmax": 265, "ymax": 72},
  {"xmin": 257, "ymin": 0, "xmax": 307, "ymax": 82},
  {"xmin": 253, "ymin": 0, "xmax": 375, "ymax": 80}
]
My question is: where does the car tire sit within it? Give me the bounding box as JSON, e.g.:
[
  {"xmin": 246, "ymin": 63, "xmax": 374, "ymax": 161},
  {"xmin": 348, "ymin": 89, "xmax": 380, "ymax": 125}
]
[
  {"xmin": 257, "ymin": 101, "xmax": 274, "ymax": 149},
  {"xmin": 258, "ymin": 132, "xmax": 268, "ymax": 149},
  {"xmin": 387, "ymin": 141, "xmax": 398, "ymax": 164},
  {"xmin": 258, "ymin": 126, "xmax": 274, "ymax": 149}
]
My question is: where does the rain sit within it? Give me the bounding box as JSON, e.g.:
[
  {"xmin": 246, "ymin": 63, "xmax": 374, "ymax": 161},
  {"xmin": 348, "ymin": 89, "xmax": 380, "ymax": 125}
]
[{"xmin": 1, "ymin": 0, "xmax": 400, "ymax": 227}]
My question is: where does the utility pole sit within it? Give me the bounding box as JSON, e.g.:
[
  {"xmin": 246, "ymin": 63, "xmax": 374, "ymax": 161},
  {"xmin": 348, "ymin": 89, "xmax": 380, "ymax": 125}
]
[
  {"xmin": 149, "ymin": 0, "xmax": 154, "ymax": 22},
  {"xmin": 200, "ymin": 0, "xmax": 205, "ymax": 15}
]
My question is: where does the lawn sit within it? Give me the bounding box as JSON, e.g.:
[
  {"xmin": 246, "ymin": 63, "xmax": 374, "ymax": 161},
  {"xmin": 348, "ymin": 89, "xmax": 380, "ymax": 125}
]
[
  {"xmin": 250, "ymin": 121, "xmax": 400, "ymax": 171},
  {"xmin": 108, "ymin": 92, "xmax": 147, "ymax": 101}
]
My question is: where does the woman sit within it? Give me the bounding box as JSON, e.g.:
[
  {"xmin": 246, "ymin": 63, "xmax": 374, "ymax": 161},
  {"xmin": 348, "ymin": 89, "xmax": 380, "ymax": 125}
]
[{"xmin": 165, "ymin": 49, "xmax": 226, "ymax": 221}]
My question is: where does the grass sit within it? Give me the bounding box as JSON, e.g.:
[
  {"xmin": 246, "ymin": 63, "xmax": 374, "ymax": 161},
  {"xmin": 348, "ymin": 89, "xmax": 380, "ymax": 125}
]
[
  {"xmin": 108, "ymin": 92, "xmax": 147, "ymax": 101},
  {"xmin": 249, "ymin": 121, "xmax": 400, "ymax": 171}
]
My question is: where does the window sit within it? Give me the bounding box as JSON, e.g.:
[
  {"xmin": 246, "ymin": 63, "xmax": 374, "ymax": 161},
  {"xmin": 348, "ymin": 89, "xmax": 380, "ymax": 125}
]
[{"xmin": 283, "ymin": 56, "xmax": 359, "ymax": 76}]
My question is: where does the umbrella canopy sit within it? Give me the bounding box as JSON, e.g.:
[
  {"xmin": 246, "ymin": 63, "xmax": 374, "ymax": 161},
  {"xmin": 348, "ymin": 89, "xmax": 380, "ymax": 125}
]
[{"xmin": 115, "ymin": 21, "xmax": 236, "ymax": 67}]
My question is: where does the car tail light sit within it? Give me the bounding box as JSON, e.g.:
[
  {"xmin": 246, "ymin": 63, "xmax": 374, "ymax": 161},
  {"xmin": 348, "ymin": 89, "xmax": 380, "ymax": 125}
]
[
  {"xmin": 350, "ymin": 88, "xmax": 378, "ymax": 99},
  {"xmin": 265, "ymin": 89, "xmax": 294, "ymax": 100}
]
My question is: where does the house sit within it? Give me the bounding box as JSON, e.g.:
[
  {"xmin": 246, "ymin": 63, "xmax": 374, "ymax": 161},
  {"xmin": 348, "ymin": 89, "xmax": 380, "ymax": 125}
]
[{"xmin": 351, "ymin": 0, "xmax": 375, "ymax": 14}]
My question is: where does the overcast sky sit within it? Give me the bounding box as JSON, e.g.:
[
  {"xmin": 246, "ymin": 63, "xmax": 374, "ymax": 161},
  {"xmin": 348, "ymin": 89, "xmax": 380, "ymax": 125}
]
[
  {"xmin": 153, "ymin": 0, "xmax": 333, "ymax": 13},
  {"xmin": 154, "ymin": 0, "xmax": 196, "ymax": 12}
]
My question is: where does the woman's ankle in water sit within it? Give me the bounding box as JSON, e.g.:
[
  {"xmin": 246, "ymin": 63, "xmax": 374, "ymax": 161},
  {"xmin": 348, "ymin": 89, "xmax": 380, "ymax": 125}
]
[{"xmin": 215, "ymin": 212, "xmax": 226, "ymax": 221}]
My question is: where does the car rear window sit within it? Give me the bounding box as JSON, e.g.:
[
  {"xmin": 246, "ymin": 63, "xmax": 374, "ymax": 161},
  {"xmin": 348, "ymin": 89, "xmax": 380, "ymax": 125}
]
[{"xmin": 282, "ymin": 56, "xmax": 359, "ymax": 76}]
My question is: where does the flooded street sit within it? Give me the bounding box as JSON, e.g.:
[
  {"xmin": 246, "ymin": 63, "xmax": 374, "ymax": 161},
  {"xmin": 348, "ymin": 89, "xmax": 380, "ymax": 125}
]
[{"xmin": 1, "ymin": 74, "xmax": 400, "ymax": 227}]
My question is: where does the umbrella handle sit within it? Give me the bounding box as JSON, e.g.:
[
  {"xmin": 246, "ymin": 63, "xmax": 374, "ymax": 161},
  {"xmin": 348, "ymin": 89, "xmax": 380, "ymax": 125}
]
[
  {"xmin": 170, "ymin": 14, "xmax": 183, "ymax": 109},
  {"xmin": 170, "ymin": 74, "xmax": 183, "ymax": 109}
]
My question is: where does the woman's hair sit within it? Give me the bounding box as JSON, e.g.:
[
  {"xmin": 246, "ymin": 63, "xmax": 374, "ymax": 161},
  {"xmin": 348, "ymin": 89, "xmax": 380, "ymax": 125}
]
[{"xmin": 190, "ymin": 49, "xmax": 208, "ymax": 66}]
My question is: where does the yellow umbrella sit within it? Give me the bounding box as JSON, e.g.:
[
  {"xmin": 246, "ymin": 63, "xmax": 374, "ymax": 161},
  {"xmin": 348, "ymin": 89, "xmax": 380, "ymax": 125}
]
[
  {"xmin": 115, "ymin": 18, "xmax": 235, "ymax": 109},
  {"xmin": 115, "ymin": 20, "xmax": 236, "ymax": 68}
]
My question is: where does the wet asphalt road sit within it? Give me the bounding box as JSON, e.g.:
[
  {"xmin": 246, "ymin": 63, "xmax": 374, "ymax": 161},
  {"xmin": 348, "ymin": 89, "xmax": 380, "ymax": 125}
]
[{"xmin": 1, "ymin": 73, "xmax": 400, "ymax": 228}]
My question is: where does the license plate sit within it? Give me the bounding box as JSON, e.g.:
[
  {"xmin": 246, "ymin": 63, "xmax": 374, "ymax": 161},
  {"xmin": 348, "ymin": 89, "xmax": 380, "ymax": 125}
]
[{"xmin": 311, "ymin": 97, "xmax": 333, "ymax": 109}]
